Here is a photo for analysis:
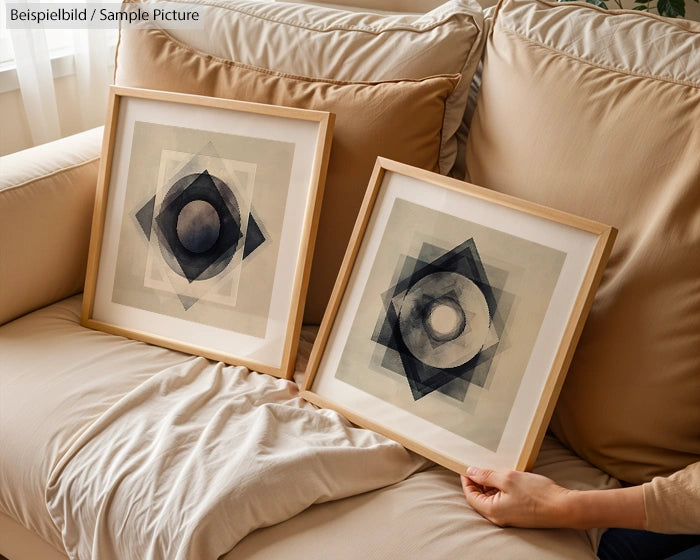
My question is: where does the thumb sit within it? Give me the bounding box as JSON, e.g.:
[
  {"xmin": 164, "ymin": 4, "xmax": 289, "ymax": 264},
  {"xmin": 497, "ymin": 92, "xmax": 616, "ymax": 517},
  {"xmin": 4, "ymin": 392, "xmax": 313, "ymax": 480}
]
[{"xmin": 465, "ymin": 466, "xmax": 503, "ymax": 489}]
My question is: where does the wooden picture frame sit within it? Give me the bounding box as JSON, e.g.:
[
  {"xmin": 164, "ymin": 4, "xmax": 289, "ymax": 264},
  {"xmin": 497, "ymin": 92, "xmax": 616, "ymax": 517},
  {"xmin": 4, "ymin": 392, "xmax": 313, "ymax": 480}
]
[
  {"xmin": 82, "ymin": 86, "xmax": 334, "ymax": 379},
  {"xmin": 302, "ymin": 158, "xmax": 616, "ymax": 473}
]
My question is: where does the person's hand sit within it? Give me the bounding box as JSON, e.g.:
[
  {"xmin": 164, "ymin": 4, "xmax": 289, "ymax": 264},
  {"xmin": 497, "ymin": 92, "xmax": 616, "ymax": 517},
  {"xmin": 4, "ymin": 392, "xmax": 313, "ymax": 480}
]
[
  {"xmin": 461, "ymin": 467, "xmax": 573, "ymax": 528},
  {"xmin": 462, "ymin": 467, "xmax": 647, "ymax": 530}
]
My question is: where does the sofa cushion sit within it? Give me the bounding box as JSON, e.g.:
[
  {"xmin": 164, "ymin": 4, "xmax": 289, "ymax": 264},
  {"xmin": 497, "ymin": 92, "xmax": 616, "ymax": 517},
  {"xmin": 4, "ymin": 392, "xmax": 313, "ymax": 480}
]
[
  {"xmin": 121, "ymin": 0, "xmax": 484, "ymax": 176},
  {"xmin": 465, "ymin": 0, "xmax": 700, "ymax": 484},
  {"xmin": 0, "ymin": 297, "xmax": 617, "ymax": 559},
  {"xmin": 231, "ymin": 435, "xmax": 617, "ymax": 560},
  {"xmin": 0, "ymin": 296, "xmax": 423, "ymax": 554},
  {"xmin": 114, "ymin": 0, "xmax": 485, "ymax": 324},
  {"xmin": 0, "ymin": 127, "xmax": 102, "ymax": 326}
]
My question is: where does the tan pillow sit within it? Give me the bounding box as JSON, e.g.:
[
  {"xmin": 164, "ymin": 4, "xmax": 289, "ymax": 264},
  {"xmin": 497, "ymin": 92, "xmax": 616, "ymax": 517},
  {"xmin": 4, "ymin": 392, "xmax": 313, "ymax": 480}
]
[
  {"xmin": 122, "ymin": 0, "xmax": 484, "ymax": 177},
  {"xmin": 465, "ymin": 0, "xmax": 700, "ymax": 484},
  {"xmin": 0, "ymin": 128, "xmax": 102, "ymax": 326},
  {"xmin": 115, "ymin": 27, "xmax": 460, "ymax": 324}
]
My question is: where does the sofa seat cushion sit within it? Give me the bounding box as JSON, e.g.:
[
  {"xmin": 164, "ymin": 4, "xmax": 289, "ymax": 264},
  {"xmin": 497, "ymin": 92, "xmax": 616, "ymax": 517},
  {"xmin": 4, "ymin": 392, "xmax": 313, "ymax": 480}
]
[
  {"xmin": 465, "ymin": 0, "xmax": 700, "ymax": 484},
  {"xmin": 0, "ymin": 296, "xmax": 618, "ymax": 558},
  {"xmin": 115, "ymin": 0, "xmax": 485, "ymax": 324},
  {"xmin": 230, "ymin": 435, "xmax": 617, "ymax": 560},
  {"xmin": 0, "ymin": 296, "xmax": 201, "ymax": 550},
  {"xmin": 0, "ymin": 296, "xmax": 425, "ymax": 556}
]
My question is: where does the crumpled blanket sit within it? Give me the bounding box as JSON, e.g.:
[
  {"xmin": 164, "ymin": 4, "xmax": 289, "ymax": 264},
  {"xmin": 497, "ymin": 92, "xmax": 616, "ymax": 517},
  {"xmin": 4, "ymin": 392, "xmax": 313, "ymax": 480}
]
[{"xmin": 46, "ymin": 357, "xmax": 428, "ymax": 559}]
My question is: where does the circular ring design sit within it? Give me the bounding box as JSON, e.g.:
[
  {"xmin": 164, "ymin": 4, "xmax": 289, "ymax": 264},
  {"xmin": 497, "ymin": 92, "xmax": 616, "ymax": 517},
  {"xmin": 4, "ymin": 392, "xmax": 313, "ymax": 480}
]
[{"xmin": 398, "ymin": 271, "xmax": 490, "ymax": 369}]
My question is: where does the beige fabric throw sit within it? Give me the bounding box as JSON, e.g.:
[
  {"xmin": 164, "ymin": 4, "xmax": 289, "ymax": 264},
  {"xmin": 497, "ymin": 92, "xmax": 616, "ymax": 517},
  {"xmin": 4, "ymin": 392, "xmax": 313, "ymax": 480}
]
[{"xmin": 45, "ymin": 360, "xmax": 427, "ymax": 559}]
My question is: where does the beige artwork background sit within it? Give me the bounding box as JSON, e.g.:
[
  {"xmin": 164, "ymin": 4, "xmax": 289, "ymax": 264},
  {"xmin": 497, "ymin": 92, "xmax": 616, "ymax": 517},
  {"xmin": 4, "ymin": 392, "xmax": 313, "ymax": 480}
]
[
  {"xmin": 112, "ymin": 121, "xmax": 295, "ymax": 338},
  {"xmin": 335, "ymin": 197, "xmax": 566, "ymax": 451}
]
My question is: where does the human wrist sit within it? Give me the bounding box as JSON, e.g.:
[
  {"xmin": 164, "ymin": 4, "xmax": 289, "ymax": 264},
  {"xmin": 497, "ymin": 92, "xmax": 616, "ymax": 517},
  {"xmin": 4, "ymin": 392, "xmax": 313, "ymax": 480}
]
[
  {"xmin": 550, "ymin": 487, "xmax": 585, "ymax": 528},
  {"xmin": 555, "ymin": 486, "xmax": 646, "ymax": 530},
  {"xmin": 559, "ymin": 488, "xmax": 610, "ymax": 529}
]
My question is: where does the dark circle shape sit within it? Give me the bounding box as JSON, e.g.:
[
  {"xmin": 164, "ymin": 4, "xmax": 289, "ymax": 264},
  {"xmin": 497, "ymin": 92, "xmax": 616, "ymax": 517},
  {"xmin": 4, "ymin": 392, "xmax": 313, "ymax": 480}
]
[
  {"xmin": 176, "ymin": 200, "xmax": 221, "ymax": 253},
  {"xmin": 156, "ymin": 171, "xmax": 242, "ymax": 283}
]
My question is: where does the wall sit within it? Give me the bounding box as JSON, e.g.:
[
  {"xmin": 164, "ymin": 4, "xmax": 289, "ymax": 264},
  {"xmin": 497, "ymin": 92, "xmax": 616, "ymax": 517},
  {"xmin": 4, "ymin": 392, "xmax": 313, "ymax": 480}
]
[
  {"xmin": 0, "ymin": 70, "xmax": 97, "ymax": 155},
  {"xmin": 0, "ymin": 87, "xmax": 31, "ymax": 156}
]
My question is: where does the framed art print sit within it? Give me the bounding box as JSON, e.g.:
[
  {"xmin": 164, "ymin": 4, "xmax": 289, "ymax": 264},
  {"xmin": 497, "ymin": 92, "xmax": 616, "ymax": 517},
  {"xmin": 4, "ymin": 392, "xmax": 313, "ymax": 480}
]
[
  {"xmin": 82, "ymin": 86, "xmax": 334, "ymax": 379},
  {"xmin": 301, "ymin": 158, "xmax": 616, "ymax": 473}
]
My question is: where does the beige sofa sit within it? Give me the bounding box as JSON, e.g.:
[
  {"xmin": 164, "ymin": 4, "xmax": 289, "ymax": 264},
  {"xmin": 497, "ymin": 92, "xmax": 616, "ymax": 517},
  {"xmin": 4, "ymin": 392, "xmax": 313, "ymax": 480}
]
[{"xmin": 1, "ymin": 0, "xmax": 698, "ymax": 558}]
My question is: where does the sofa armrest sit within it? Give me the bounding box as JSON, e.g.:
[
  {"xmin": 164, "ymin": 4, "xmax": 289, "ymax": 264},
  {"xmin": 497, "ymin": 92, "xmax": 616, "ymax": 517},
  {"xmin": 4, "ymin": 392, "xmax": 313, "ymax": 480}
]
[{"xmin": 0, "ymin": 127, "xmax": 103, "ymax": 325}]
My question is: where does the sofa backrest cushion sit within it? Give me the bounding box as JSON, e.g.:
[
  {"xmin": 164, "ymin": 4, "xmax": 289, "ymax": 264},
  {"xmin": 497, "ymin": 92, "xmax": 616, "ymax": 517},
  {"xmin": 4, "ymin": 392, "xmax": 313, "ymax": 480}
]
[
  {"xmin": 0, "ymin": 127, "xmax": 103, "ymax": 326},
  {"xmin": 114, "ymin": 0, "xmax": 485, "ymax": 324},
  {"xmin": 465, "ymin": 0, "xmax": 700, "ymax": 484}
]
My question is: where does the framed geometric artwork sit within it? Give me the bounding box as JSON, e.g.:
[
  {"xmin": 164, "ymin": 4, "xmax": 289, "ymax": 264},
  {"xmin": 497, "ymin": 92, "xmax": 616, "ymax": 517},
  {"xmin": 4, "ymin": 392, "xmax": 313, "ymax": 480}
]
[
  {"xmin": 301, "ymin": 158, "xmax": 616, "ymax": 473},
  {"xmin": 82, "ymin": 86, "xmax": 334, "ymax": 379}
]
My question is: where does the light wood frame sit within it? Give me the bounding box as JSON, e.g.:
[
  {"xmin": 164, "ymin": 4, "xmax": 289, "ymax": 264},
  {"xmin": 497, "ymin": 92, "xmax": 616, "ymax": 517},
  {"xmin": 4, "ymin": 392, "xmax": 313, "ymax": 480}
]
[
  {"xmin": 82, "ymin": 86, "xmax": 334, "ymax": 379},
  {"xmin": 302, "ymin": 158, "xmax": 616, "ymax": 473}
]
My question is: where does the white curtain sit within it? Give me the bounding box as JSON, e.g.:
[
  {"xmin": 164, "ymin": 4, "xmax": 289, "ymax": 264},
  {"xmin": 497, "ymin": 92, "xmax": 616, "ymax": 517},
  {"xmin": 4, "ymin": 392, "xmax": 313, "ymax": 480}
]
[
  {"xmin": 72, "ymin": 28, "xmax": 114, "ymax": 129},
  {"xmin": 7, "ymin": 1, "xmax": 115, "ymax": 146}
]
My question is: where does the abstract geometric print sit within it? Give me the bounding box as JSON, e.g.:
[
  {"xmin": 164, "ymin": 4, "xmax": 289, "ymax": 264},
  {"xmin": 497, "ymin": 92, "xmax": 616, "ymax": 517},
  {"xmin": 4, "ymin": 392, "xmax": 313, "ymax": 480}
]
[
  {"xmin": 371, "ymin": 237, "xmax": 513, "ymax": 402},
  {"xmin": 134, "ymin": 148, "xmax": 267, "ymax": 311},
  {"xmin": 334, "ymin": 197, "xmax": 566, "ymax": 450},
  {"xmin": 111, "ymin": 121, "xmax": 295, "ymax": 338},
  {"xmin": 138, "ymin": 171, "xmax": 242, "ymax": 283}
]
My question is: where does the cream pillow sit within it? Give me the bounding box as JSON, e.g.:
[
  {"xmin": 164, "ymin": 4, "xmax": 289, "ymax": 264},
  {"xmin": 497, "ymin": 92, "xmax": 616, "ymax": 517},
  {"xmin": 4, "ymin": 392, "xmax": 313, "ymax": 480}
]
[
  {"xmin": 0, "ymin": 128, "xmax": 102, "ymax": 326},
  {"xmin": 465, "ymin": 0, "xmax": 700, "ymax": 484},
  {"xmin": 115, "ymin": 0, "xmax": 485, "ymax": 324}
]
